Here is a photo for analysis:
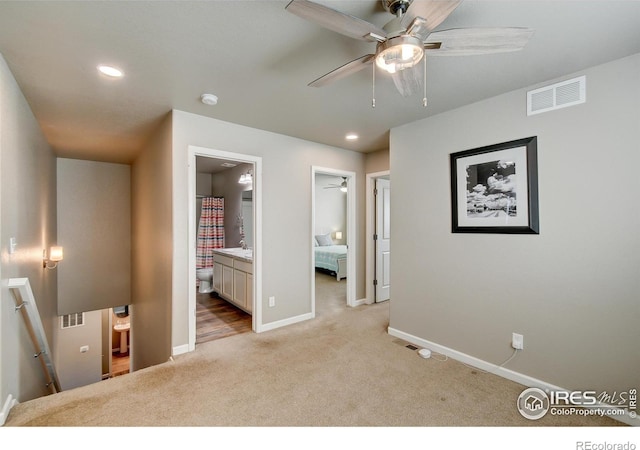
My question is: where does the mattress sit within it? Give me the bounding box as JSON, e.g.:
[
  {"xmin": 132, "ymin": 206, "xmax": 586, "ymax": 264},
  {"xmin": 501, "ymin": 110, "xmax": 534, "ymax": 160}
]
[{"xmin": 314, "ymin": 245, "xmax": 347, "ymax": 273}]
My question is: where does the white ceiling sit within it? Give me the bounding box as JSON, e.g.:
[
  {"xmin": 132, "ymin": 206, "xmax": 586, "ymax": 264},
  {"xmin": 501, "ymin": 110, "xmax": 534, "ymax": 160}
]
[{"xmin": 0, "ymin": 1, "xmax": 639, "ymax": 164}]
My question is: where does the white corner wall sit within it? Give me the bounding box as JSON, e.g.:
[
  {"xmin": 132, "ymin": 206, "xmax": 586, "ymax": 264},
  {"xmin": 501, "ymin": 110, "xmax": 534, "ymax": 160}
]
[
  {"xmin": 389, "ymin": 53, "xmax": 640, "ymax": 395},
  {"xmin": 171, "ymin": 110, "xmax": 366, "ymax": 349}
]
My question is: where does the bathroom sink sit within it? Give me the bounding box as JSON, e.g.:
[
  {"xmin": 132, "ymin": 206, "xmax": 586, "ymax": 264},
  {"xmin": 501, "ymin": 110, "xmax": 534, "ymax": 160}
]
[
  {"xmin": 114, "ymin": 323, "xmax": 130, "ymax": 332},
  {"xmin": 214, "ymin": 247, "xmax": 252, "ymax": 261}
]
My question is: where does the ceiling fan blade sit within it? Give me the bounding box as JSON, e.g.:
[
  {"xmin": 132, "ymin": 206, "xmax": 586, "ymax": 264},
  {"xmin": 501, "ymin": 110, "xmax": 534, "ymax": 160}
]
[
  {"xmin": 286, "ymin": 0, "xmax": 386, "ymax": 42},
  {"xmin": 402, "ymin": 0, "xmax": 462, "ymax": 37},
  {"xmin": 424, "ymin": 27, "xmax": 535, "ymax": 56},
  {"xmin": 309, "ymin": 54, "xmax": 375, "ymax": 87}
]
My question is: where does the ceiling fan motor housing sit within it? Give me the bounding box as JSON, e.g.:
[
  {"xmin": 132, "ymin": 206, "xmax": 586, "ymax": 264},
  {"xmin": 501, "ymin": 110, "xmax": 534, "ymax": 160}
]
[{"xmin": 382, "ymin": 0, "xmax": 412, "ymax": 16}]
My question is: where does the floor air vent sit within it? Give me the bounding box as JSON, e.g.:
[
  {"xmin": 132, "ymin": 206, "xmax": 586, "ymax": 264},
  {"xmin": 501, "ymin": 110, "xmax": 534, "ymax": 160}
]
[{"xmin": 527, "ymin": 75, "xmax": 585, "ymax": 116}]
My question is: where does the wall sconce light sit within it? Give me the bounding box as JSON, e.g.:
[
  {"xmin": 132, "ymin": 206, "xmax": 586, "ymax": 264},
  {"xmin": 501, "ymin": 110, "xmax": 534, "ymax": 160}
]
[
  {"xmin": 335, "ymin": 231, "xmax": 343, "ymax": 240},
  {"xmin": 43, "ymin": 246, "xmax": 64, "ymax": 269}
]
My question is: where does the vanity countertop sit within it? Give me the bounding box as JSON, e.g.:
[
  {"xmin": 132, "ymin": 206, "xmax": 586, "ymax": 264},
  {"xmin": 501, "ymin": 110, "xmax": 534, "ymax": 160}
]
[{"xmin": 212, "ymin": 247, "xmax": 253, "ymax": 263}]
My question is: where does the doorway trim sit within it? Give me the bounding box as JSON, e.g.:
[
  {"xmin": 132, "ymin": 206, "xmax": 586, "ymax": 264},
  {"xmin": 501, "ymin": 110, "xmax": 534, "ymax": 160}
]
[
  {"xmin": 311, "ymin": 166, "xmax": 357, "ymax": 315},
  {"xmin": 365, "ymin": 170, "xmax": 390, "ymax": 304},
  {"xmin": 187, "ymin": 145, "xmax": 264, "ymax": 352}
]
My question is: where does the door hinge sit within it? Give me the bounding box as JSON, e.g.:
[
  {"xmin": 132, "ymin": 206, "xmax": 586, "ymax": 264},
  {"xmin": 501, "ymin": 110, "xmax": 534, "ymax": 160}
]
[
  {"xmin": 373, "ymin": 234, "xmax": 378, "ymax": 241},
  {"xmin": 373, "ymin": 279, "xmax": 378, "ymax": 286},
  {"xmin": 374, "ymin": 188, "xmax": 378, "ymax": 196}
]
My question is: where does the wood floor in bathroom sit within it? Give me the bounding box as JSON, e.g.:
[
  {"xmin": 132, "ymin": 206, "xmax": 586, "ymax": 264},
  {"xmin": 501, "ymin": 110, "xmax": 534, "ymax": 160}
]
[
  {"xmin": 196, "ymin": 291, "xmax": 252, "ymax": 344},
  {"xmin": 112, "ymin": 352, "xmax": 130, "ymax": 377}
]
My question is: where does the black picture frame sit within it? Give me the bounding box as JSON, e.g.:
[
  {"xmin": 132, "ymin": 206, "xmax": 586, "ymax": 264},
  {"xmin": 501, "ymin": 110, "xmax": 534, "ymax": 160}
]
[{"xmin": 450, "ymin": 136, "xmax": 539, "ymax": 234}]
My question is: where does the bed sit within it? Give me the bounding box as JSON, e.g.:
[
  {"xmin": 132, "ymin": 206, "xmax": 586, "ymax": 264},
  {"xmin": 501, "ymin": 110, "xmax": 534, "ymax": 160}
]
[{"xmin": 314, "ymin": 244, "xmax": 347, "ymax": 281}]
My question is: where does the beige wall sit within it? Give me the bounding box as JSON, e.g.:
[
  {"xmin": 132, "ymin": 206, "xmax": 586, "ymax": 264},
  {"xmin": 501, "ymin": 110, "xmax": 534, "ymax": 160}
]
[
  {"xmin": 172, "ymin": 110, "xmax": 366, "ymax": 348},
  {"xmin": 0, "ymin": 54, "xmax": 58, "ymax": 406},
  {"xmin": 365, "ymin": 149, "xmax": 390, "ymax": 174},
  {"xmin": 54, "ymin": 309, "xmax": 102, "ymax": 390},
  {"xmin": 57, "ymin": 158, "xmax": 131, "ymax": 315},
  {"xmin": 389, "ymin": 53, "xmax": 640, "ymax": 394},
  {"xmin": 131, "ymin": 113, "xmax": 173, "ymax": 370}
]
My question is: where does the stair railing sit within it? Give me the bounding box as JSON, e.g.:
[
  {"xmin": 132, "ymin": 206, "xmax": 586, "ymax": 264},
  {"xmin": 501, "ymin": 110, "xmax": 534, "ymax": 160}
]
[{"xmin": 8, "ymin": 277, "xmax": 62, "ymax": 394}]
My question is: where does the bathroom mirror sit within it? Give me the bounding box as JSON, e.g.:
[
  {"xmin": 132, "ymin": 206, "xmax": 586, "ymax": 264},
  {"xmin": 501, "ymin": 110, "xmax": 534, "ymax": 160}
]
[
  {"xmin": 113, "ymin": 305, "xmax": 129, "ymax": 317},
  {"xmin": 241, "ymin": 190, "xmax": 253, "ymax": 249}
]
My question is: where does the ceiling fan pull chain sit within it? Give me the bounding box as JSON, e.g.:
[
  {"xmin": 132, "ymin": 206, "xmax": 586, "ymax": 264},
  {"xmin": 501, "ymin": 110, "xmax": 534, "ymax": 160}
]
[
  {"xmin": 422, "ymin": 55, "xmax": 428, "ymax": 108},
  {"xmin": 372, "ymin": 63, "xmax": 376, "ymax": 108}
]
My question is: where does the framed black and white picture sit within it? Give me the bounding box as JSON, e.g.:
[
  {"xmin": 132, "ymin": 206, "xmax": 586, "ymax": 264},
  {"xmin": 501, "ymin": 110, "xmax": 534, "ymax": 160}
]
[{"xmin": 450, "ymin": 136, "xmax": 539, "ymax": 234}]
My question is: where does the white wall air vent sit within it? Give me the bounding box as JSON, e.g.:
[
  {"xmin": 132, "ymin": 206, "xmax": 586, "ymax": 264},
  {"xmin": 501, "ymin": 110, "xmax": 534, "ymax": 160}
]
[
  {"xmin": 527, "ymin": 75, "xmax": 586, "ymax": 116},
  {"xmin": 61, "ymin": 312, "xmax": 85, "ymax": 329}
]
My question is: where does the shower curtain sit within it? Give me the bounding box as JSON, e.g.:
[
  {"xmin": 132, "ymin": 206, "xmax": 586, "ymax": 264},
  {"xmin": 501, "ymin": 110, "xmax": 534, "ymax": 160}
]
[{"xmin": 196, "ymin": 197, "xmax": 225, "ymax": 270}]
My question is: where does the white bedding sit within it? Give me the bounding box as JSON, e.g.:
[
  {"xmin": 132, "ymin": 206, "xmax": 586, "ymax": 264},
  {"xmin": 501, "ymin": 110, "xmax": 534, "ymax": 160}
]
[{"xmin": 314, "ymin": 245, "xmax": 347, "ymax": 280}]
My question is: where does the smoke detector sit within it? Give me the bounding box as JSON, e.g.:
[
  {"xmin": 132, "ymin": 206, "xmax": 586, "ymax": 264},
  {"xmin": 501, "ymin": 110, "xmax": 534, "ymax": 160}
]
[{"xmin": 201, "ymin": 93, "xmax": 218, "ymax": 106}]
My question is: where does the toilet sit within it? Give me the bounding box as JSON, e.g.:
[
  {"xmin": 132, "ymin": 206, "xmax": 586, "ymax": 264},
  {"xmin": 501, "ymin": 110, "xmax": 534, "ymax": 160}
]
[{"xmin": 196, "ymin": 267, "xmax": 214, "ymax": 294}]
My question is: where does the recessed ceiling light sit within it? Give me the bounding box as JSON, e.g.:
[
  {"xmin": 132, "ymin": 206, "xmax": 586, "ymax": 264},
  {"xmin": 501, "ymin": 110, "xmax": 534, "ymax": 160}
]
[
  {"xmin": 97, "ymin": 65, "xmax": 124, "ymax": 78},
  {"xmin": 345, "ymin": 133, "xmax": 359, "ymax": 141},
  {"xmin": 201, "ymin": 93, "xmax": 218, "ymax": 106}
]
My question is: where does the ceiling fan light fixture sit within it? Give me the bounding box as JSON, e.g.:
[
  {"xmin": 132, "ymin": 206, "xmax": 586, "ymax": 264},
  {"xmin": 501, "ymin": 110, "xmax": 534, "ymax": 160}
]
[{"xmin": 375, "ymin": 35, "xmax": 424, "ymax": 74}]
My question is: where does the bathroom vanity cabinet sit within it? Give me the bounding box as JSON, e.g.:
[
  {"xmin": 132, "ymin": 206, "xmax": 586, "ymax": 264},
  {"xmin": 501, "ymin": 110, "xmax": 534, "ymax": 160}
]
[{"xmin": 212, "ymin": 249, "xmax": 253, "ymax": 314}]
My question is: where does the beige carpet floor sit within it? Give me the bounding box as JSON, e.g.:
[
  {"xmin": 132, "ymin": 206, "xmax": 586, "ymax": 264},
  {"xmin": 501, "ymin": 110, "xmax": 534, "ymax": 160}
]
[{"xmin": 4, "ymin": 272, "xmax": 624, "ymax": 428}]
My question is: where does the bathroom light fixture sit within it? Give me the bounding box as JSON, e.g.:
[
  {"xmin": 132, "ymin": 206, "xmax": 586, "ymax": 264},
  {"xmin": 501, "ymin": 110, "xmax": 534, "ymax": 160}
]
[
  {"xmin": 345, "ymin": 133, "xmax": 358, "ymax": 141},
  {"xmin": 97, "ymin": 65, "xmax": 124, "ymax": 78},
  {"xmin": 238, "ymin": 170, "xmax": 253, "ymax": 185},
  {"xmin": 43, "ymin": 246, "xmax": 64, "ymax": 269}
]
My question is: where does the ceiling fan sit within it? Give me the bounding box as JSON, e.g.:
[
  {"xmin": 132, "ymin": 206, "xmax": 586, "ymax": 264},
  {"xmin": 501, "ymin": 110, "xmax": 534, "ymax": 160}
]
[
  {"xmin": 285, "ymin": 0, "xmax": 534, "ymax": 104},
  {"xmin": 324, "ymin": 177, "xmax": 348, "ymax": 192}
]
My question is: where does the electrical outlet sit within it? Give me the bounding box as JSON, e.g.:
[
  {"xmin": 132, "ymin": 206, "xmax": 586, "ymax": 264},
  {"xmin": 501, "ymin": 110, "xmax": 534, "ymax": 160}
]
[
  {"xmin": 80, "ymin": 345, "xmax": 89, "ymax": 353},
  {"xmin": 512, "ymin": 333, "xmax": 524, "ymax": 350},
  {"xmin": 269, "ymin": 296, "xmax": 275, "ymax": 307}
]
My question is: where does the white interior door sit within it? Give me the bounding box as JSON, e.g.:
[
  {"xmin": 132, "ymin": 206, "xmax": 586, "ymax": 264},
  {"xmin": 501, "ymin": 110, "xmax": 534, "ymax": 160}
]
[{"xmin": 375, "ymin": 178, "xmax": 391, "ymax": 302}]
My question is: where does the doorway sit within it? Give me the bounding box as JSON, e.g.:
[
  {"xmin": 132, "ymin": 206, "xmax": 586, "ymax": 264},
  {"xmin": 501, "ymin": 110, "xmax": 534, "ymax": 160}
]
[
  {"xmin": 311, "ymin": 167, "xmax": 356, "ymax": 317},
  {"xmin": 110, "ymin": 305, "xmax": 131, "ymax": 377},
  {"xmin": 366, "ymin": 171, "xmax": 391, "ymax": 304},
  {"xmin": 188, "ymin": 146, "xmax": 263, "ymax": 352}
]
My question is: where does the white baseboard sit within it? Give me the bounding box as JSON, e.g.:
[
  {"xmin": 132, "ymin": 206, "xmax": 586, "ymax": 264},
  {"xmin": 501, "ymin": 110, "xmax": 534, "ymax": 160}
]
[
  {"xmin": 352, "ymin": 298, "xmax": 367, "ymax": 307},
  {"xmin": 388, "ymin": 327, "xmax": 638, "ymax": 427},
  {"xmin": 1, "ymin": 395, "xmax": 18, "ymax": 426},
  {"xmin": 172, "ymin": 343, "xmax": 191, "ymax": 356},
  {"xmin": 258, "ymin": 312, "xmax": 313, "ymax": 333}
]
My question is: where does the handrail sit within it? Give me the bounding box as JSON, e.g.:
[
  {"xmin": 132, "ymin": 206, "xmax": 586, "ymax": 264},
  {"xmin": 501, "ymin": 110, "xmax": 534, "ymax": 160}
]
[{"xmin": 8, "ymin": 277, "xmax": 62, "ymax": 394}]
